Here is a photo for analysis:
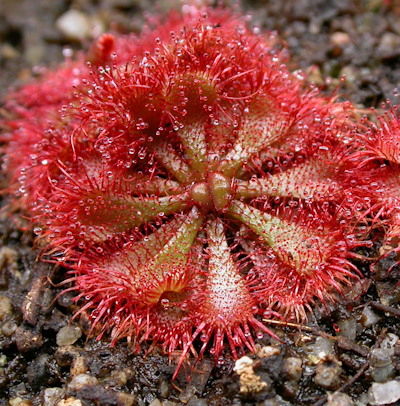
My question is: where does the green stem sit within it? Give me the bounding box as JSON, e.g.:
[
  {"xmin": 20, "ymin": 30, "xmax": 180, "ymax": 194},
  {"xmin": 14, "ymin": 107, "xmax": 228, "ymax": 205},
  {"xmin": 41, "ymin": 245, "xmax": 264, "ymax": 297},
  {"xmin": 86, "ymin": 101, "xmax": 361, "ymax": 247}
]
[
  {"xmin": 229, "ymin": 200, "xmax": 329, "ymax": 275},
  {"xmin": 80, "ymin": 191, "xmax": 191, "ymax": 236},
  {"xmin": 124, "ymin": 174, "xmax": 183, "ymax": 196},
  {"xmin": 235, "ymin": 160, "xmax": 339, "ymax": 200},
  {"xmin": 152, "ymin": 141, "xmax": 195, "ymax": 184},
  {"xmin": 178, "ymin": 122, "xmax": 207, "ymax": 175}
]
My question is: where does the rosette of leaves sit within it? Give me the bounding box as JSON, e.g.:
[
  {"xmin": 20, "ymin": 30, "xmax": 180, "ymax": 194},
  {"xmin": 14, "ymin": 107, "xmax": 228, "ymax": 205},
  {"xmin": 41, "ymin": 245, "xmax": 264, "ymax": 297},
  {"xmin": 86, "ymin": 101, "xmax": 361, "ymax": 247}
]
[{"xmin": 3, "ymin": 8, "xmax": 366, "ymax": 371}]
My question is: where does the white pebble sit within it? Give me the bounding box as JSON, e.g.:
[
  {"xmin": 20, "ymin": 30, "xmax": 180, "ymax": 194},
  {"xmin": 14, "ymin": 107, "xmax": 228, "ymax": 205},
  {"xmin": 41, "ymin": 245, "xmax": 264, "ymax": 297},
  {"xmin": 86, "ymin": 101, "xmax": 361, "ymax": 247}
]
[
  {"xmin": 368, "ymin": 380, "xmax": 400, "ymax": 405},
  {"xmin": 233, "ymin": 356, "xmax": 254, "ymax": 374},
  {"xmin": 56, "ymin": 10, "xmax": 91, "ymax": 41}
]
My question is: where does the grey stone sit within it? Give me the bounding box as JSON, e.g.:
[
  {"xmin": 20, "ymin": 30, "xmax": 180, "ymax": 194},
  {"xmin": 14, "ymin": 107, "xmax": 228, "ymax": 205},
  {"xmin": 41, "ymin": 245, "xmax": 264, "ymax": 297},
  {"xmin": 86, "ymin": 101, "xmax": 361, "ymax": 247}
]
[
  {"xmin": 337, "ymin": 318, "xmax": 357, "ymax": 341},
  {"xmin": 56, "ymin": 326, "xmax": 82, "ymax": 346},
  {"xmin": 314, "ymin": 361, "xmax": 342, "ymax": 390},
  {"xmin": 282, "ymin": 357, "xmax": 302, "ymax": 381}
]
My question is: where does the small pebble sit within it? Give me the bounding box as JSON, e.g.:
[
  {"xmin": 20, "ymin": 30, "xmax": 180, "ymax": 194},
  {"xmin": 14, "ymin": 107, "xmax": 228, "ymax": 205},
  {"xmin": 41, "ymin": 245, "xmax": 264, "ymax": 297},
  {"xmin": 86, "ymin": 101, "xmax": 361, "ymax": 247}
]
[
  {"xmin": 8, "ymin": 398, "xmax": 32, "ymax": 406},
  {"xmin": 369, "ymin": 348, "xmax": 395, "ymax": 382},
  {"xmin": 56, "ymin": 10, "xmax": 91, "ymax": 41},
  {"xmin": 330, "ymin": 32, "xmax": 351, "ymax": 56},
  {"xmin": 159, "ymin": 380, "xmax": 169, "ymax": 398},
  {"xmin": 116, "ymin": 392, "xmax": 136, "ymax": 406},
  {"xmin": 330, "ymin": 32, "xmax": 351, "ymax": 47},
  {"xmin": 258, "ymin": 346, "xmax": 281, "ymax": 358},
  {"xmin": 307, "ymin": 337, "xmax": 335, "ymax": 363},
  {"xmin": 282, "ymin": 357, "xmax": 302, "ymax": 381},
  {"xmin": 57, "ymin": 398, "xmax": 82, "ymax": 406},
  {"xmin": 56, "ymin": 326, "xmax": 82, "ymax": 346},
  {"xmin": 376, "ymin": 281, "xmax": 400, "ymax": 306},
  {"xmin": 370, "ymin": 348, "xmax": 393, "ymax": 368},
  {"xmin": 1, "ymin": 320, "xmax": 17, "ymax": 336},
  {"xmin": 370, "ymin": 365, "xmax": 396, "ymax": 384},
  {"xmin": 337, "ymin": 318, "xmax": 357, "ymax": 341},
  {"xmin": 67, "ymin": 373, "xmax": 98, "ymax": 391},
  {"xmin": 380, "ymin": 333, "xmax": 399, "ymax": 350},
  {"xmin": 369, "ymin": 334, "xmax": 398, "ymax": 382},
  {"xmin": 314, "ymin": 359, "xmax": 342, "ymax": 390},
  {"xmin": 55, "ymin": 346, "xmax": 81, "ymax": 367},
  {"xmin": 0, "ymin": 295, "xmax": 12, "ymax": 321},
  {"xmin": 340, "ymin": 66, "xmax": 357, "ymax": 83},
  {"xmin": 281, "ymin": 380, "xmax": 299, "ymax": 400},
  {"xmin": 368, "ymin": 380, "xmax": 400, "ymax": 405},
  {"xmin": 43, "ymin": 388, "xmax": 64, "ymax": 406},
  {"xmin": 187, "ymin": 397, "xmax": 208, "ymax": 406},
  {"xmin": 186, "ymin": 359, "xmax": 213, "ymax": 395},
  {"xmin": 179, "ymin": 385, "xmax": 197, "ymax": 403},
  {"xmin": 15, "ymin": 326, "xmax": 43, "ymax": 352},
  {"xmin": 326, "ymin": 392, "xmax": 354, "ymax": 406},
  {"xmin": 70, "ymin": 356, "xmax": 87, "ymax": 376},
  {"xmin": 106, "ymin": 368, "xmax": 133, "ymax": 386},
  {"xmin": 149, "ymin": 400, "xmax": 162, "ymax": 406},
  {"xmin": 376, "ymin": 32, "xmax": 400, "ymax": 60},
  {"xmin": 360, "ymin": 306, "xmax": 381, "ymax": 327}
]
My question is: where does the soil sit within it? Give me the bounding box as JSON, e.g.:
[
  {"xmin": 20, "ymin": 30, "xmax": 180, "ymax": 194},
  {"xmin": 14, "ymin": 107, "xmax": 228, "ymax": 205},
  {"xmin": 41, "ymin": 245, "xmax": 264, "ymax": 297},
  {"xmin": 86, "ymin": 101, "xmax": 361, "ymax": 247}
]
[{"xmin": 0, "ymin": 1, "xmax": 400, "ymax": 405}]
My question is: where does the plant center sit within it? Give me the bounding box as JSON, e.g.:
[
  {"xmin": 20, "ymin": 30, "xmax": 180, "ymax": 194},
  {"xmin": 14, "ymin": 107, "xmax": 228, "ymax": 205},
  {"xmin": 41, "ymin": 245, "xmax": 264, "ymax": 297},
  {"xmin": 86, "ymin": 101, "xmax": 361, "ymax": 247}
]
[{"xmin": 190, "ymin": 172, "xmax": 232, "ymax": 212}]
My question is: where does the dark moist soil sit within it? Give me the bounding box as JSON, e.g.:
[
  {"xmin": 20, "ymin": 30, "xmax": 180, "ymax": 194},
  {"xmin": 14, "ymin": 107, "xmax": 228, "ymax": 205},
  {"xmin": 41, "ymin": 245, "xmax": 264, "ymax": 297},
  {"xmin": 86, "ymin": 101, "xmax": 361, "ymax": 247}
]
[{"xmin": 0, "ymin": 1, "xmax": 400, "ymax": 405}]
